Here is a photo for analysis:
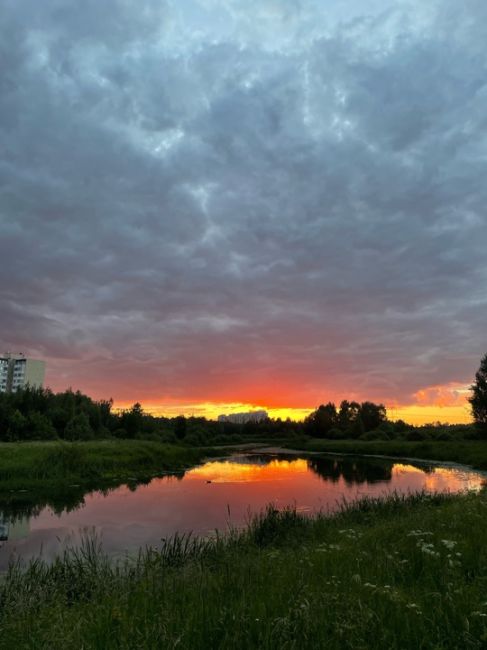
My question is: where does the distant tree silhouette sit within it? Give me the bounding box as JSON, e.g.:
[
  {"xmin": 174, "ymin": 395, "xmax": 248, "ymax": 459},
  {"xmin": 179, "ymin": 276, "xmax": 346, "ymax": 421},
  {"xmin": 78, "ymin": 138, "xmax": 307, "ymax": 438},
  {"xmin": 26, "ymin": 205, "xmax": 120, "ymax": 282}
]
[
  {"xmin": 304, "ymin": 403, "xmax": 338, "ymax": 437},
  {"xmin": 359, "ymin": 401, "xmax": 387, "ymax": 432},
  {"xmin": 470, "ymin": 353, "xmax": 487, "ymax": 436},
  {"xmin": 338, "ymin": 400, "xmax": 360, "ymax": 432},
  {"xmin": 120, "ymin": 403, "xmax": 144, "ymax": 438},
  {"xmin": 174, "ymin": 415, "xmax": 187, "ymax": 440}
]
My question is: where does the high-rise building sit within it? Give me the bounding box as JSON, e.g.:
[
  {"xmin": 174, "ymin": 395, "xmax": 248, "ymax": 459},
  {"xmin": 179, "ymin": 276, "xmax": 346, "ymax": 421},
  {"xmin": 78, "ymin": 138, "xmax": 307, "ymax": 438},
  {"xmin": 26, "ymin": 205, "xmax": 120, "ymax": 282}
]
[
  {"xmin": 0, "ymin": 353, "xmax": 46, "ymax": 394},
  {"xmin": 218, "ymin": 410, "xmax": 268, "ymax": 424}
]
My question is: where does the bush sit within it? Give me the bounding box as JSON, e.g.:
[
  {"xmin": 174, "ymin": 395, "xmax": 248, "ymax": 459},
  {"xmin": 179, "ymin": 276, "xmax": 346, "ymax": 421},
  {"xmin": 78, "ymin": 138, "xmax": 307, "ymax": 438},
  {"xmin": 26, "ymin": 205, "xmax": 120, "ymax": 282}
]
[
  {"xmin": 405, "ymin": 429, "xmax": 429, "ymax": 442},
  {"xmin": 25, "ymin": 412, "xmax": 57, "ymax": 440},
  {"xmin": 326, "ymin": 428, "xmax": 346, "ymax": 440},
  {"xmin": 184, "ymin": 432, "xmax": 208, "ymax": 446},
  {"xmin": 158, "ymin": 430, "xmax": 177, "ymax": 444},
  {"xmin": 433, "ymin": 430, "xmax": 454, "ymax": 441},
  {"xmin": 378, "ymin": 422, "xmax": 395, "ymax": 435},
  {"xmin": 359, "ymin": 430, "xmax": 390, "ymax": 441},
  {"xmin": 64, "ymin": 413, "xmax": 94, "ymax": 441}
]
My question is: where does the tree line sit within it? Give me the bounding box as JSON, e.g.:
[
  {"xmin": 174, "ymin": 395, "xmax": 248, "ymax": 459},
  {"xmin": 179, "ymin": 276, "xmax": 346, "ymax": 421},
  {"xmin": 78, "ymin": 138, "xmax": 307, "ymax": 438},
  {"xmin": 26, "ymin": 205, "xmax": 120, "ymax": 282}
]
[{"xmin": 0, "ymin": 350, "xmax": 486, "ymax": 443}]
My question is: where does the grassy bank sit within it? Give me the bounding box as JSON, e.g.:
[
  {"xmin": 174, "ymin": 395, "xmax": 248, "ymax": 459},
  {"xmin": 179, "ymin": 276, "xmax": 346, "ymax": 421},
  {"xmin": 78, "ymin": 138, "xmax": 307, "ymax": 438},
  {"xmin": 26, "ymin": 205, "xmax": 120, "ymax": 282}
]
[
  {"xmin": 1, "ymin": 491, "xmax": 487, "ymax": 648},
  {"xmin": 294, "ymin": 438, "xmax": 487, "ymax": 471},
  {"xmin": 0, "ymin": 440, "xmax": 216, "ymax": 492}
]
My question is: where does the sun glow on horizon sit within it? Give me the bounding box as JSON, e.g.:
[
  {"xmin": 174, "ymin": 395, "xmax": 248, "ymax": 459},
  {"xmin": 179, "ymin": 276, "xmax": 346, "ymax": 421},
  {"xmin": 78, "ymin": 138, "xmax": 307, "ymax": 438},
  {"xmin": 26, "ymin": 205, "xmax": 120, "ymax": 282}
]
[{"xmin": 113, "ymin": 398, "xmax": 472, "ymax": 426}]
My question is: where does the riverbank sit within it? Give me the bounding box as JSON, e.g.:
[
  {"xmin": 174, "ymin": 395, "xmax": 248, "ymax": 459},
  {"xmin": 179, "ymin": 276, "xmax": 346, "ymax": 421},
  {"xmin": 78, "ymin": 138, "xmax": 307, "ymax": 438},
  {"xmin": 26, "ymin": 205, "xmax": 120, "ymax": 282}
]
[
  {"xmin": 2, "ymin": 437, "xmax": 487, "ymax": 497},
  {"xmin": 1, "ymin": 491, "xmax": 486, "ymax": 648},
  {"xmin": 0, "ymin": 440, "xmax": 217, "ymax": 492},
  {"xmin": 286, "ymin": 438, "xmax": 487, "ymax": 472}
]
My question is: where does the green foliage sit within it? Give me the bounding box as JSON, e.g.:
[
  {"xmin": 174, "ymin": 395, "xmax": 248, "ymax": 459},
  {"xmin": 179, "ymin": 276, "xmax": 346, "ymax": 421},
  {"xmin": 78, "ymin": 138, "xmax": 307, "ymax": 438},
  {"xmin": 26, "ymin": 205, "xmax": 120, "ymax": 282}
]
[
  {"xmin": 326, "ymin": 427, "xmax": 346, "ymax": 440},
  {"xmin": 470, "ymin": 352, "xmax": 487, "ymax": 437},
  {"xmin": 64, "ymin": 413, "xmax": 94, "ymax": 441},
  {"xmin": 6, "ymin": 409, "xmax": 27, "ymax": 440},
  {"xmin": 174, "ymin": 415, "xmax": 187, "ymax": 440},
  {"xmin": 0, "ymin": 440, "xmax": 213, "ymax": 491},
  {"xmin": 25, "ymin": 411, "xmax": 57, "ymax": 440},
  {"xmin": 359, "ymin": 429, "xmax": 390, "ymax": 441}
]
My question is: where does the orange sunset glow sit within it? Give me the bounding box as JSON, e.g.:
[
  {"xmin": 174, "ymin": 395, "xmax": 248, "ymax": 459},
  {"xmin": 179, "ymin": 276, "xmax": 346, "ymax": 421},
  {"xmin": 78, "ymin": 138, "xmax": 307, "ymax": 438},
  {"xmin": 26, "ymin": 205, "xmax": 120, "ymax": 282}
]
[
  {"xmin": 114, "ymin": 387, "xmax": 473, "ymax": 425},
  {"xmin": 2, "ymin": 0, "xmax": 485, "ymax": 431}
]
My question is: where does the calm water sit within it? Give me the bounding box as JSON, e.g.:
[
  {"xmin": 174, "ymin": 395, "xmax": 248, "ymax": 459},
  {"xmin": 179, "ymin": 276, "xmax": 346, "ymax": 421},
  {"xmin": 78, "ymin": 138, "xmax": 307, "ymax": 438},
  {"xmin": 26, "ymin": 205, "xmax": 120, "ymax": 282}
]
[{"xmin": 0, "ymin": 453, "xmax": 485, "ymax": 568}]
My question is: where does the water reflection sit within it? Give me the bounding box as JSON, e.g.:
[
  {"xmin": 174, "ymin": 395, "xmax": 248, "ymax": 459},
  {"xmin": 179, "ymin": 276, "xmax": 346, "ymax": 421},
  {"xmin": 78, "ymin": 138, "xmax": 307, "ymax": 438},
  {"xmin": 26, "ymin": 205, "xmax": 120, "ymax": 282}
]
[
  {"xmin": 0, "ymin": 453, "xmax": 485, "ymax": 568},
  {"xmin": 308, "ymin": 456, "xmax": 395, "ymax": 484}
]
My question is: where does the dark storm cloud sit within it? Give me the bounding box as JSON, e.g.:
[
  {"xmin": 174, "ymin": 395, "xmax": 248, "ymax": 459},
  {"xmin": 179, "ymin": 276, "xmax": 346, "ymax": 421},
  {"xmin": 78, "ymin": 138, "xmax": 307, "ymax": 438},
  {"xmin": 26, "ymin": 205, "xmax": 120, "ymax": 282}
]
[{"xmin": 1, "ymin": 0, "xmax": 486, "ymax": 406}]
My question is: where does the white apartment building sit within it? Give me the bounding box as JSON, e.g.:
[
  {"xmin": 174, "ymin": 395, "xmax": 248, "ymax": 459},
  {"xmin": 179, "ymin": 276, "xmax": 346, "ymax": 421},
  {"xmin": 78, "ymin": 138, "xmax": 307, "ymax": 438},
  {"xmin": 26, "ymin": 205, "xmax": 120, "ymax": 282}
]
[
  {"xmin": 0, "ymin": 353, "xmax": 46, "ymax": 394},
  {"xmin": 218, "ymin": 410, "xmax": 268, "ymax": 424}
]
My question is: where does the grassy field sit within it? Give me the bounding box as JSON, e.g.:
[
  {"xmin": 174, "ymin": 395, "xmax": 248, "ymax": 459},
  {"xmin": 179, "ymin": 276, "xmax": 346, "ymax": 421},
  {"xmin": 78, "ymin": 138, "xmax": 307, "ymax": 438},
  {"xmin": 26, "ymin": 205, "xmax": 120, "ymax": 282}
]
[
  {"xmin": 1, "ymin": 491, "xmax": 487, "ymax": 648},
  {"xmin": 294, "ymin": 438, "xmax": 487, "ymax": 471},
  {"xmin": 0, "ymin": 440, "xmax": 216, "ymax": 491}
]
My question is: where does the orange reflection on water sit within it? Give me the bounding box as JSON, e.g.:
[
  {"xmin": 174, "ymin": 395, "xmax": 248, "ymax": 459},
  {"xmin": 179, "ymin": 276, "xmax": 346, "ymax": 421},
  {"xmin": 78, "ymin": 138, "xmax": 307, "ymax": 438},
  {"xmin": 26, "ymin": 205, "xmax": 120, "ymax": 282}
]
[
  {"xmin": 392, "ymin": 464, "xmax": 485, "ymax": 493},
  {"xmin": 187, "ymin": 458, "xmax": 309, "ymax": 483},
  {"xmin": 1, "ymin": 454, "xmax": 485, "ymax": 570}
]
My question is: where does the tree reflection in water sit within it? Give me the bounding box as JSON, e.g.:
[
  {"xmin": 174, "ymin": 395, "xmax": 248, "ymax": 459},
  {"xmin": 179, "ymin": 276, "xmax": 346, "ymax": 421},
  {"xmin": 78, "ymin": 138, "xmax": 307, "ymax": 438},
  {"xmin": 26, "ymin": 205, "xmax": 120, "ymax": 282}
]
[
  {"xmin": 307, "ymin": 456, "xmax": 436, "ymax": 486},
  {"xmin": 0, "ymin": 469, "xmax": 187, "ymax": 527}
]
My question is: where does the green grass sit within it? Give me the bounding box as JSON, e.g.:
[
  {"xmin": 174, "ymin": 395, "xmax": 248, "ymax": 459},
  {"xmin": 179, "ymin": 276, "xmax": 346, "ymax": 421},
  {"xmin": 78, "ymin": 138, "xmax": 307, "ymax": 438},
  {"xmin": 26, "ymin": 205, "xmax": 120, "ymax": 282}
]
[
  {"xmin": 0, "ymin": 440, "xmax": 216, "ymax": 491},
  {"xmin": 1, "ymin": 491, "xmax": 487, "ymax": 648},
  {"xmin": 293, "ymin": 438, "xmax": 487, "ymax": 471}
]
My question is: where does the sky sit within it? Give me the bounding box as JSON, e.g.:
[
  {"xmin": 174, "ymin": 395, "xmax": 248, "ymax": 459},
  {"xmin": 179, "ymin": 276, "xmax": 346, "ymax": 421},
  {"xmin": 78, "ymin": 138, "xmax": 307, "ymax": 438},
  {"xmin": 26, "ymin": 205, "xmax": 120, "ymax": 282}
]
[{"xmin": 1, "ymin": 0, "xmax": 486, "ymax": 424}]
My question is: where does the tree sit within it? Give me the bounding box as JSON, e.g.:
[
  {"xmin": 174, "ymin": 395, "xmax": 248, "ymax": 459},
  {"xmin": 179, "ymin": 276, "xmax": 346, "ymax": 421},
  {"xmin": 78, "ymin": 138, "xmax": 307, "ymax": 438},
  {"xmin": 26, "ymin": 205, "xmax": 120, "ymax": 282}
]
[
  {"xmin": 25, "ymin": 411, "xmax": 57, "ymax": 440},
  {"xmin": 338, "ymin": 400, "xmax": 360, "ymax": 432},
  {"xmin": 64, "ymin": 413, "xmax": 94, "ymax": 441},
  {"xmin": 470, "ymin": 353, "xmax": 487, "ymax": 436},
  {"xmin": 304, "ymin": 403, "xmax": 338, "ymax": 437},
  {"xmin": 6, "ymin": 409, "xmax": 27, "ymax": 441},
  {"xmin": 174, "ymin": 415, "xmax": 187, "ymax": 440},
  {"xmin": 359, "ymin": 402, "xmax": 387, "ymax": 432},
  {"xmin": 120, "ymin": 403, "xmax": 144, "ymax": 438}
]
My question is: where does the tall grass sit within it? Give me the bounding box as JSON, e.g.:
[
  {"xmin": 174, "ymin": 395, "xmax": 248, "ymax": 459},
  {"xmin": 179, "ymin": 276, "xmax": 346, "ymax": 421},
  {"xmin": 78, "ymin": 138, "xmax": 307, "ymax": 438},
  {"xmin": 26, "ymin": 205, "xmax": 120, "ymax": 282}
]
[{"xmin": 1, "ymin": 491, "xmax": 487, "ymax": 648}]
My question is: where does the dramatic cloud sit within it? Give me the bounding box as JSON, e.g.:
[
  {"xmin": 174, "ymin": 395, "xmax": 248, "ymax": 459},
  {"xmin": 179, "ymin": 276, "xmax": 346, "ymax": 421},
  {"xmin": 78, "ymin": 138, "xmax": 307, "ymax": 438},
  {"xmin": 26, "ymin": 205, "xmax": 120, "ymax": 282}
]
[{"xmin": 1, "ymin": 0, "xmax": 486, "ymax": 413}]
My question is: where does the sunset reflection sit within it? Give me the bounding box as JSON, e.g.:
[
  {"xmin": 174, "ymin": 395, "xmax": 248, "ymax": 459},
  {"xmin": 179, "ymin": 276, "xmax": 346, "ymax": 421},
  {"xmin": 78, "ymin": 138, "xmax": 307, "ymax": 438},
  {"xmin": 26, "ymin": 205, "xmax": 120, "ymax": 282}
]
[
  {"xmin": 186, "ymin": 458, "xmax": 309, "ymax": 483},
  {"xmin": 1, "ymin": 453, "xmax": 485, "ymax": 570}
]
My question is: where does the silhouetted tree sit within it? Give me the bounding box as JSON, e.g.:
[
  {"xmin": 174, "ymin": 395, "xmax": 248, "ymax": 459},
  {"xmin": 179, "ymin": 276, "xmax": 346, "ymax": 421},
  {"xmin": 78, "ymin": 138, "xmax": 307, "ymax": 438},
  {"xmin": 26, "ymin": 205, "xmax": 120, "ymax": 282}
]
[
  {"xmin": 470, "ymin": 353, "xmax": 487, "ymax": 437},
  {"xmin": 120, "ymin": 403, "xmax": 144, "ymax": 438},
  {"xmin": 338, "ymin": 400, "xmax": 361, "ymax": 432},
  {"xmin": 359, "ymin": 402, "xmax": 387, "ymax": 432},
  {"xmin": 304, "ymin": 403, "xmax": 338, "ymax": 437},
  {"xmin": 174, "ymin": 415, "xmax": 187, "ymax": 440}
]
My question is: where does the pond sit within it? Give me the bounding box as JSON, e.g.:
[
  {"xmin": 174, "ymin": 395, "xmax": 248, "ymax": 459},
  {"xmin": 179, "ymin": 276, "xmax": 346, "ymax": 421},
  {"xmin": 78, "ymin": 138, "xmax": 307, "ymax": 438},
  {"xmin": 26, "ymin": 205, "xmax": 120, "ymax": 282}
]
[{"xmin": 0, "ymin": 452, "xmax": 485, "ymax": 569}]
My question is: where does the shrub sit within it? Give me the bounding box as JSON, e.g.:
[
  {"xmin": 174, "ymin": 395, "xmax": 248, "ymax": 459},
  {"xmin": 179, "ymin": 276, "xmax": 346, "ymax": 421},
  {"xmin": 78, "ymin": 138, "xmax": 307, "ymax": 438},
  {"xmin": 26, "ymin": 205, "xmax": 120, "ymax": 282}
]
[
  {"xmin": 326, "ymin": 428, "xmax": 346, "ymax": 440},
  {"xmin": 405, "ymin": 429, "xmax": 429, "ymax": 441},
  {"xmin": 158, "ymin": 430, "xmax": 177, "ymax": 444},
  {"xmin": 359, "ymin": 430, "xmax": 390, "ymax": 441},
  {"xmin": 64, "ymin": 413, "xmax": 94, "ymax": 441},
  {"xmin": 25, "ymin": 412, "xmax": 57, "ymax": 440}
]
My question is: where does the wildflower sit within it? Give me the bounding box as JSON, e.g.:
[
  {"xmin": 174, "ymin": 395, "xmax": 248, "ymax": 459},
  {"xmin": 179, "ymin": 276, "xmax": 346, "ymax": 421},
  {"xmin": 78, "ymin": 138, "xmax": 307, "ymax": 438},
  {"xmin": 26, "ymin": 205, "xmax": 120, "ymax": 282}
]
[
  {"xmin": 406, "ymin": 603, "xmax": 422, "ymax": 614},
  {"xmin": 441, "ymin": 540, "xmax": 457, "ymax": 550},
  {"xmin": 407, "ymin": 530, "xmax": 433, "ymax": 537}
]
